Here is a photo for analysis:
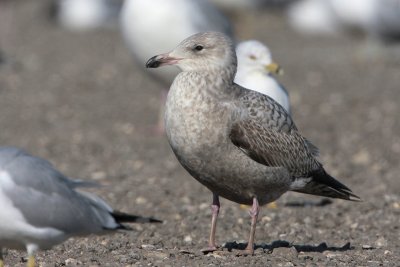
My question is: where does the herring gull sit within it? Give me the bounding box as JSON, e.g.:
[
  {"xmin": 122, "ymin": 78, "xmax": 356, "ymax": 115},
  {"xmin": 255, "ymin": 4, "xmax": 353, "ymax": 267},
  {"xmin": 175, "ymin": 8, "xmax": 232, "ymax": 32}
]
[
  {"xmin": 146, "ymin": 31, "xmax": 360, "ymax": 255},
  {"xmin": 0, "ymin": 147, "xmax": 161, "ymax": 267},
  {"xmin": 235, "ymin": 40, "xmax": 290, "ymax": 114}
]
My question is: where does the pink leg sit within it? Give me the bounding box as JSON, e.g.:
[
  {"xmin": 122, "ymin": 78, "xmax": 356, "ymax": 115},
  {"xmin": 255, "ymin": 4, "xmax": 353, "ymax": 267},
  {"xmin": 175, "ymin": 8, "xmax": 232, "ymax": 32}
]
[
  {"xmin": 240, "ymin": 197, "xmax": 260, "ymax": 255},
  {"xmin": 201, "ymin": 193, "xmax": 220, "ymax": 253}
]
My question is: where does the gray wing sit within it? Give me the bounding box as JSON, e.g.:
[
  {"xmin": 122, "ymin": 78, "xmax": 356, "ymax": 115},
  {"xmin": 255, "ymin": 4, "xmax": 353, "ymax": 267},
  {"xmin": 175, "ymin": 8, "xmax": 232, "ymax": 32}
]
[
  {"xmin": 229, "ymin": 89, "xmax": 321, "ymax": 177},
  {"xmin": 229, "ymin": 90, "xmax": 361, "ymax": 201},
  {"xmin": 0, "ymin": 147, "xmax": 118, "ymax": 234},
  {"xmin": 0, "ymin": 147, "xmax": 96, "ymax": 192}
]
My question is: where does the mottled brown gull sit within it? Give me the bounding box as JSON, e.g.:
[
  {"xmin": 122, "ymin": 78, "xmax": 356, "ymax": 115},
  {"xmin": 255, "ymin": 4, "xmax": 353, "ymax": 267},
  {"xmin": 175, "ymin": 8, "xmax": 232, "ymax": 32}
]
[{"xmin": 146, "ymin": 31, "xmax": 360, "ymax": 255}]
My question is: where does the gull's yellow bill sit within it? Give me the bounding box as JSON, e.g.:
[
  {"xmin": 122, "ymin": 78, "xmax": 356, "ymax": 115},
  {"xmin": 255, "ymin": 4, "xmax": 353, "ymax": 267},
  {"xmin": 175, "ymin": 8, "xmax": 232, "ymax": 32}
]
[{"xmin": 266, "ymin": 62, "xmax": 284, "ymax": 75}]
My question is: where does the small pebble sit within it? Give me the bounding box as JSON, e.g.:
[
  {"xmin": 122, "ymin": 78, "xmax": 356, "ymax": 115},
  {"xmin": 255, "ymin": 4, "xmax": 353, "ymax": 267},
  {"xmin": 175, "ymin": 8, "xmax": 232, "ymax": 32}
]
[
  {"xmin": 136, "ymin": 197, "xmax": 147, "ymax": 205},
  {"xmin": 184, "ymin": 235, "xmax": 192, "ymax": 242},
  {"xmin": 141, "ymin": 244, "xmax": 156, "ymax": 250},
  {"xmin": 272, "ymin": 247, "xmax": 298, "ymax": 258}
]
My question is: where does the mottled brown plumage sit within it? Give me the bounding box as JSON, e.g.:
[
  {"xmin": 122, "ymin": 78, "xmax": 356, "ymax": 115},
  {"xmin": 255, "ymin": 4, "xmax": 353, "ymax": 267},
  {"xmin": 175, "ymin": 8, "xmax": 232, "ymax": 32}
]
[{"xmin": 146, "ymin": 31, "xmax": 360, "ymax": 255}]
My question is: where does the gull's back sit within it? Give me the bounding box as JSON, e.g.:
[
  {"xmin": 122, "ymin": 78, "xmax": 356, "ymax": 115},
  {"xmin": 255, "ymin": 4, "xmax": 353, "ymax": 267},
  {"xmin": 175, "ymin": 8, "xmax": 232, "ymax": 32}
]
[{"xmin": 0, "ymin": 147, "xmax": 120, "ymax": 250}]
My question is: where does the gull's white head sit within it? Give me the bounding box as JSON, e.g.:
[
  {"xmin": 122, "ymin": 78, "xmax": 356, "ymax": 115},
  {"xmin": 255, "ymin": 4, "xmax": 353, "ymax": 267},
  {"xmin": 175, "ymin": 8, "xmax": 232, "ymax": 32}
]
[
  {"xmin": 146, "ymin": 31, "xmax": 237, "ymax": 74},
  {"xmin": 236, "ymin": 40, "xmax": 282, "ymax": 75}
]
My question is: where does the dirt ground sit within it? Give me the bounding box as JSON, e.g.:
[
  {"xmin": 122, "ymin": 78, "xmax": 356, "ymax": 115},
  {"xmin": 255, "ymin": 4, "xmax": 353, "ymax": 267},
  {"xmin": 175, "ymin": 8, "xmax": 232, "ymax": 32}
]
[{"xmin": 0, "ymin": 1, "xmax": 399, "ymax": 266}]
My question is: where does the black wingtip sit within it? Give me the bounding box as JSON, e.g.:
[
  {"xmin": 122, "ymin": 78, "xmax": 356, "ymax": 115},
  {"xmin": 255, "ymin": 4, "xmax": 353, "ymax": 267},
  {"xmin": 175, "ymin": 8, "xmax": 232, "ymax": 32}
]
[
  {"xmin": 294, "ymin": 169, "xmax": 362, "ymax": 202},
  {"xmin": 112, "ymin": 211, "xmax": 162, "ymax": 224},
  {"xmin": 346, "ymin": 191, "xmax": 362, "ymax": 202},
  {"xmin": 145, "ymin": 56, "xmax": 161, "ymax": 68},
  {"xmin": 146, "ymin": 218, "xmax": 163, "ymax": 223}
]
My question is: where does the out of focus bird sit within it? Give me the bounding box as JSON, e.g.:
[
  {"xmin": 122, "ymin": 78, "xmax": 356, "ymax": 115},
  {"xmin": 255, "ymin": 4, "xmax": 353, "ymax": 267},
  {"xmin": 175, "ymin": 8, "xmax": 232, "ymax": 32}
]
[
  {"xmin": 120, "ymin": 0, "xmax": 234, "ymax": 133},
  {"xmin": 50, "ymin": 0, "xmax": 122, "ymax": 31},
  {"xmin": 235, "ymin": 40, "xmax": 290, "ymax": 114},
  {"xmin": 287, "ymin": 0, "xmax": 340, "ymax": 36},
  {"xmin": 209, "ymin": 0, "xmax": 267, "ymax": 11},
  {"xmin": 0, "ymin": 147, "xmax": 161, "ymax": 267},
  {"xmin": 209, "ymin": 0, "xmax": 294, "ymax": 12},
  {"xmin": 120, "ymin": 0, "xmax": 234, "ymax": 85},
  {"xmin": 146, "ymin": 31, "xmax": 360, "ymax": 255},
  {"xmin": 288, "ymin": 0, "xmax": 400, "ymax": 42}
]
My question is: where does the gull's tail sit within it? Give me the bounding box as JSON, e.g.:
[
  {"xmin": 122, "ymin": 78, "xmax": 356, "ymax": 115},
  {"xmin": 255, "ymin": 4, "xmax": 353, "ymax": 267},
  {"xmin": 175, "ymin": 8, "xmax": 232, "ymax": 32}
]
[{"xmin": 293, "ymin": 169, "xmax": 361, "ymax": 201}]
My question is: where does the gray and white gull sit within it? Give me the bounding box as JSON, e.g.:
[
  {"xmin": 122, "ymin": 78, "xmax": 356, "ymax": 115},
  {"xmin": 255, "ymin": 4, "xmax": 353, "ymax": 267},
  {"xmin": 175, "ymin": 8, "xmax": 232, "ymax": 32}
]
[
  {"xmin": 235, "ymin": 40, "xmax": 290, "ymax": 114},
  {"xmin": 146, "ymin": 31, "xmax": 360, "ymax": 255},
  {"xmin": 0, "ymin": 147, "xmax": 161, "ymax": 267}
]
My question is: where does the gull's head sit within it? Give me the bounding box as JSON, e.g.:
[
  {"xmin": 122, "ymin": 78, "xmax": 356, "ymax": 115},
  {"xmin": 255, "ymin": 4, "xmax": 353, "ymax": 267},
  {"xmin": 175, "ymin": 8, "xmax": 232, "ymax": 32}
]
[
  {"xmin": 236, "ymin": 40, "xmax": 282, "ymax": 75},
  {"xmin": 146, "ymin": 31, "xmax": 237, "ymax": 73}
]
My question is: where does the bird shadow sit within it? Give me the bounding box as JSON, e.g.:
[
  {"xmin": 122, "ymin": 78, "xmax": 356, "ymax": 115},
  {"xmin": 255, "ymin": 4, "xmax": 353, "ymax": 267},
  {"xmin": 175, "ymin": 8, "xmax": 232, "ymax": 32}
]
[
  {"xmin": 224, "ymin": 240, "xmax": 354, "ymax": 253},
  {"xmin": 284, "ymin": 198, "xmax": 333, "ymax": 208}
]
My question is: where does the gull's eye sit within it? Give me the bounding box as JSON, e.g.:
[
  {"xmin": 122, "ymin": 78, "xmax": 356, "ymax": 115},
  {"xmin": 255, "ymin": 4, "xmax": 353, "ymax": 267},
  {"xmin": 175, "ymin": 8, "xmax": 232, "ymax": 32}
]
[
  {"xmin": 249, "ymin": 54, "xmax": 257, "ymax": 60},
  {"xmin": 194, "ymin": 45, "xmax": 204, "ymax": 51}
]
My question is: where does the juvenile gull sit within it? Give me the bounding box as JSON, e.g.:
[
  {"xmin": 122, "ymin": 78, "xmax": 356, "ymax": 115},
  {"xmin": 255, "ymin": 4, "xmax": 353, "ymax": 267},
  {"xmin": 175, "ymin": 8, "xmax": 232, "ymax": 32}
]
[
  {"xmin": 146, "ymin": 31, "xmax": 360, "ymax": 255},
  {"xmin": 0, "ymin": 147, "xmax": 161, "ymax": 267},
  {"xmin": 235, "ymin": 40, "xmax": 290, "ymax": 114}
]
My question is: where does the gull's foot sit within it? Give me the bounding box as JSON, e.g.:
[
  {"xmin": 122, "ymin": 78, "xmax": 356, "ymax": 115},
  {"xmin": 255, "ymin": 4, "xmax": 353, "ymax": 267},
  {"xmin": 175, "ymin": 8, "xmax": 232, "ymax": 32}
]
[
  {"xmin": 201, "ymin": 246, "xmax": 219, "ymax": 254},
  {"xmin": 27, "ymin": 255, "xmax": 35, "ymax": 267}
]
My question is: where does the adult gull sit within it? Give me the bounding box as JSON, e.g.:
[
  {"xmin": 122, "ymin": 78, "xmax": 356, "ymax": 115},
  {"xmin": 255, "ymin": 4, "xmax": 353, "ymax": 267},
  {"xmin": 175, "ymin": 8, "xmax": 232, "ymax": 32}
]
[
  {"xmin": 235, "ymin": 40, "xmax": 290, "ymax": 114},
  {"xmin": 0, "ymin": 147, "xmax": 161, "ymax": 267}
]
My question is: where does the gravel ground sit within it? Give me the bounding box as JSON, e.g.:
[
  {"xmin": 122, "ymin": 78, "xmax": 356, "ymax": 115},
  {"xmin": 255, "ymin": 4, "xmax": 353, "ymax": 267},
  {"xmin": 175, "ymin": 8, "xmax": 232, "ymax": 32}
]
[{"xmin": 0, "ymin": 1, "xmax": 399, "ymax": 266}]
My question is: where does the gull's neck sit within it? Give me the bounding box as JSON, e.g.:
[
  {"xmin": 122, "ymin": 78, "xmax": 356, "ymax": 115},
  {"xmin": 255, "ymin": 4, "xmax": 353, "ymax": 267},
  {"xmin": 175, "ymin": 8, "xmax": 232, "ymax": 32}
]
[{"xmin": 173, "ymin": 66, "xmax": 242, "ymax": 105}]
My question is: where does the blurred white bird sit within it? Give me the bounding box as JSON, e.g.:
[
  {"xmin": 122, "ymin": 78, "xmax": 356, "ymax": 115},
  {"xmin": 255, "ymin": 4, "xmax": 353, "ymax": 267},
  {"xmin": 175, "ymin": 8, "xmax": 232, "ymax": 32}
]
[
  {"xmin": 209, "ymin": 0, "xmax": 295, "ymax": 12},
  {"xmin": 209, "ymin": 0, "xmax": 267, "ymax": 11},
  {"xmin": 287, "ymin": 0, "xmax": 341, "ymax": 36},
  {"xmin": 288, "ymin": 0, "xmax": 400, "ymax": 42},
  {"xmin": 51, "ymin": 0, "xmax": 122, "ymax": 31},
  {"xmin": 120, "ymin": 0, "xmax": 234, "ymax": 85},
  {"xmin": 0, "ymin": 147, "xmax": 161, "ymax": 267},
  {"xmin": 329, "ymin": 0, "xmax": 400, "ymax": 41},
  {"xmin": 235, "ymin": 40, "xmax": 290, "ymax": 114}
]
